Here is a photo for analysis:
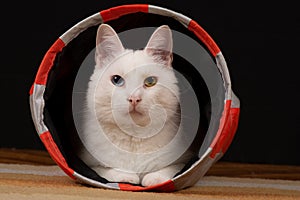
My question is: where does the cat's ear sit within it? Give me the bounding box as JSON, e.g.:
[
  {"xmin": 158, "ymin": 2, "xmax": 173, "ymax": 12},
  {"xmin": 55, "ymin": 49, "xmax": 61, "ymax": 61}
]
[
  {"xmin": 95, "ymin": 24, "xmax": 124, "ymax": 67},
  {"xmin": 144, "ymin": 25, "xmax": 173, "ymax": 67}
]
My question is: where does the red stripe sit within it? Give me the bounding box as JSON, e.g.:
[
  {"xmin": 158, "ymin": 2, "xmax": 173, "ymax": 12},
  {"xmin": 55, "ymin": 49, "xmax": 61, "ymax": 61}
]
[
  {"xmin": 210, "ymin": 101, "xmax": 240, "ymax": 158},
  {"xmin": 222, "ymin": 108, "xmax": 240, "ymax": 153},
  {"xmin": 119, "ymin": 179, "xmax": 175, "ymax": 192},
  {"xmin": 188, "ymin": 20, "xmax": 220, "ymax": 57},
  {"xmin": 40, "ymin": 131, "xmax": 75, "ymax": 179},
  {"xmin": 210, "ymin": 100, "xmax": 231, "ymax": 158},
  {"xmin": 29, "ymin": 84, "xmax": 34, "ymax": 95},
  {"xmin": 34, "ymin": 38, "xmax": 65, "ymax": 85},
  {"xmin": 100, "ymin": 4, "xmax": 148, "ymax": 22}
]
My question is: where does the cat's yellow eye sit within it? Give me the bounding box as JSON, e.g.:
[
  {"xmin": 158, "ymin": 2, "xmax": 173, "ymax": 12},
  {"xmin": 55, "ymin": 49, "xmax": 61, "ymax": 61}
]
[
  {"xmin": 144, "ymin": 76, "xmax": 157, "ymax": 87},
  {"xmin": 111, "ymin": 75, "xmax": 125, "ymax": 87}
]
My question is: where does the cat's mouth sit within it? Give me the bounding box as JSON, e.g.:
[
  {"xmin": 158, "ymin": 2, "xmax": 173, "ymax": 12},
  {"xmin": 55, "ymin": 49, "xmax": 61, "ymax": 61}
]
[
  {"xmin": 129, "ymin": 108, "xmax": 144, "ymax": 116},
  {"xmin": 128, "ymin": 105, "xmax": 143, "ymax": 115},
  {"xmin": 128, "ymin": 107, "xmax": 151, "ymax": 127},
  {"xmin": 129, "ymin": 111, "xmax": 143, "ymax": 119}
]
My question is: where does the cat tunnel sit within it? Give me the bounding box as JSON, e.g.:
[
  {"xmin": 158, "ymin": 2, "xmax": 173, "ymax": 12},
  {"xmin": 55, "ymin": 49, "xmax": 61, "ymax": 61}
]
[{"xmin": 29, "ymin": 4, "xmax": 240, "ymax": 192}]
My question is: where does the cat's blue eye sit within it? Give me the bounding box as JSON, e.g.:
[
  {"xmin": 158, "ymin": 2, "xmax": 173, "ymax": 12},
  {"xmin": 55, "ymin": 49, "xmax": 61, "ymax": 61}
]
[
  {"xmin": 144, "ymin": 76, "xmax": 157, "ymax": 87},
  {"xmin": 111, "ymin": 75, "xmax": 125, "ymax": 87}
]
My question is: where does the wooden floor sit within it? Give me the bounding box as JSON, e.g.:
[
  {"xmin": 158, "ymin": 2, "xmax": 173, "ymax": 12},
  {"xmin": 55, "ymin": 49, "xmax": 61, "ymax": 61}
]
[{"xmin": 1, "ymin": 148, "xmax": 300, "ymax": 181}]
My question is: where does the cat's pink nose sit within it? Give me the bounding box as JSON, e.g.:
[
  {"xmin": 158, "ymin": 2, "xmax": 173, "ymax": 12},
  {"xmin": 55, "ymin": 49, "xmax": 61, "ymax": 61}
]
[{"xmin": 128, "ymin": 96, "xmax": 142, "ymax": 106}]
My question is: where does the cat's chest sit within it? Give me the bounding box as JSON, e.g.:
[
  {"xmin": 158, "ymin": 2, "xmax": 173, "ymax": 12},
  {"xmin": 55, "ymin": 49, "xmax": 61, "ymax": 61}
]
[{"xmin": 101, "ymin": 123, "xmax": 173, "ymax": 153}]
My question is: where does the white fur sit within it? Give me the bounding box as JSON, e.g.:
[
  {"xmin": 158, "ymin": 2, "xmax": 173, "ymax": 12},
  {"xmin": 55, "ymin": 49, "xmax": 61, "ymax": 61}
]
[{"xmin": 77, "ymin": 24, "xmax": 192, "ymax": 186}]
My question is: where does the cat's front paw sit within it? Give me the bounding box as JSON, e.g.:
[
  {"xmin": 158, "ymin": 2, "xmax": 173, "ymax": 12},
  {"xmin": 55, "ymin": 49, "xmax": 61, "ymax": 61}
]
[
  {"xmin": 141, "ymin": 172, "xmax": 170, "ymax": 187},
  {"xmin": 113, "ymin": 171, "xmax": 140, "ymax": 184}
]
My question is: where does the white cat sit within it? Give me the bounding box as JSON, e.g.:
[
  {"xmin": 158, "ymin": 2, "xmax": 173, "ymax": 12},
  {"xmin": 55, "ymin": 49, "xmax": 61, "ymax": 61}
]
[{"xmin": 77, "ymin": 24, "xmax": 193, "ymax": 186}]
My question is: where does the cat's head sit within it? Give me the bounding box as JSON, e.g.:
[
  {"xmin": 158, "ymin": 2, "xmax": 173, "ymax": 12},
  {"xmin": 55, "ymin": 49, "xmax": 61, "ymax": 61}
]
[{"xmin": 90, "ymin": 24, "xmax": 179, "ymax": 133}]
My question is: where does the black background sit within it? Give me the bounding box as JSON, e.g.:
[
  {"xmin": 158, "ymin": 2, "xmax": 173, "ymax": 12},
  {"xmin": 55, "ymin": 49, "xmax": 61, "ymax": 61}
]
[{"xmin": 1, "ymin": 1, "xmax": 299, "ymax": 165}]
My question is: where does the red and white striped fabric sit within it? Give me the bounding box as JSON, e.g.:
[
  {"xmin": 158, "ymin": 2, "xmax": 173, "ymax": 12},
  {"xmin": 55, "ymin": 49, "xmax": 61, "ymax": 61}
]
[{"xmin": 29, "ymin": 4, "xmax": 240, "ymax": 192}]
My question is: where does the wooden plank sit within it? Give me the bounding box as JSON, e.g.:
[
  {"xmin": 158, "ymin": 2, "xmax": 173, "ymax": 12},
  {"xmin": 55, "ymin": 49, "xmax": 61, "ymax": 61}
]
[
  {"xmin": 1, "ymin": 148, "xmax": 300, "ymax": 180},
  {"xmin": 0, "ymin": 148, "xmax": 54, "ymax": 165}
]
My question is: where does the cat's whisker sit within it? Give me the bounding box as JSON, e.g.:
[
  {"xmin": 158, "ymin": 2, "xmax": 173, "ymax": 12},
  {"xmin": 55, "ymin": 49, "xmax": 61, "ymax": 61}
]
[
  {"xmin": 111, "ymin": 105, "xmax": 130, "ymax": 111},
  {"xmin": 162, "ymin": 108, "xmax": 180, "ymax": 115}
]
